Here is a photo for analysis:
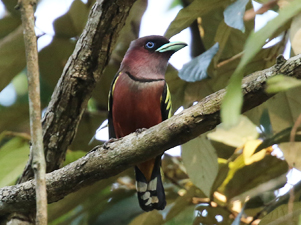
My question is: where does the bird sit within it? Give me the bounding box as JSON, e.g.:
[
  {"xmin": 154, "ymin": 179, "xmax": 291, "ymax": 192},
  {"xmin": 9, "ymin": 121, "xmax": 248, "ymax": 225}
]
[{"xmin": 107, "ymin": 35, "xmax": 187, "ymax": 211}]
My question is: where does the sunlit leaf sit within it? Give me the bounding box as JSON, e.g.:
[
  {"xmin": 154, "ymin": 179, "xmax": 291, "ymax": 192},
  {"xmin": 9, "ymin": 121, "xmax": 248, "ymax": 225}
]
[
  {"xmin": 179, "ymin": 43, "xmax": 219, "ymax": 82},
  {"xmin": 279, "ymin": 142, "xmax": 301, "ymax": 170},
  {"xmin": 290, "ymin": 13, "xmax": 301, "ymax": 55},
  {"xmin": 181, "ymin": 134, "xmax": 219, "ymax": 197},
  {"xmin": 207, "ymin": 115, "xmax": 259, "ymax": 147},
  {"xmin": 0, "ymin": 137, "xmax": 29, "ymax": 188},
  {"xmin": 224, "ymin": 0, "xmax": 249, "ymax": 32},
  {"xmin": 266, "ymin": 74, "xmax": 301, "ymax": 94},
  {"xmin": 221, "ymin": 1, "xmax": 301, "ymax": 127}
]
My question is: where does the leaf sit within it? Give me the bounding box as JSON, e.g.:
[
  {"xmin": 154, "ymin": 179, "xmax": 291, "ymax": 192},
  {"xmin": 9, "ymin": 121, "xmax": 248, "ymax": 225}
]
[
  {"xmin": 221, "ymin": 155, "xmax": 288, "ymax": 199},
  {"xmin": 279, "ymin": 142, "xmax": 301, "ymax": 170},
  {"xmin": 0, "ymin": 15, "xmax": 21, "ymax": 39},
  {"xmin": 194, "ymin": 204, "xmax": 233, "ymax": 224},
  {"xmin": 0, "ymin": 137, "xmax": 29, "ymax": 188},
  {"xmin": 181, "ymin": 134, "xmax": 219, "ymax": 197},
  {"xmin": 164, "ymin": 0, "xmax": 230, "ymax": 39},
  {"xmin": 290, "ymin": 13, "xmax": 301, "ymax": 55},
  {"xmin": 223, "ymin": 0, "xmax": 249, "ymax": 32},
  {"xmin": 259, "ymin": 202, "xmax": 301, "ymax": 225},
  {"xmin": 207, "ymin": 115, "xmax": 259, "ymax": 147},
  {"xmin": 221, "ymin": 1, "xmax": 301, "ymax": 127},
  {"xmin": 210, "ymin": 160, "xmax": 230, "ymax": 194},
  {"xmin": 164, "ymin": 205, "xmax": 195, "ymax": 225},
  {"xmin": 259, "ymin": 108, "xmax": 273, "ymax": 138},
  {"xmin": 129, "ymin": 210, "xmax": 164, "ymax": 225},
  {"xmin": 243, "ymin": 139, "xmax": 266, "ymax": 165},
  {"xmin": 0, "ymin": 26, "xmax": 26, "ymax": 92},
  {"xmin": 265, "ymin": 74, "xmax": 301, "ymax": 94},
  {"xmin": 53, "ymin": 0, "xmax": 90, "ymax": 38},
  {"xmin": 39, "ymin": 37, "xmax": 76, "ymax": 89},
  {"xmin": 165, "ymin": 187, "xmax": 196, "ymax": 222},
  {"xmin": 63, "ymin": 150, "xmax": 86, "ymax": 166},
  {"xmin": 178, "ymin": 43, "xmax": 219, "ymax": 82}
]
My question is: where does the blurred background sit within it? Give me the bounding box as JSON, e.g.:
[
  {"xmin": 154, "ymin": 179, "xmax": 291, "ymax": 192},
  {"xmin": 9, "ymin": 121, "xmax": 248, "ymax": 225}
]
[{"xmin": 1, "ymin": 0, "xmax": 301, "ymax": 224}]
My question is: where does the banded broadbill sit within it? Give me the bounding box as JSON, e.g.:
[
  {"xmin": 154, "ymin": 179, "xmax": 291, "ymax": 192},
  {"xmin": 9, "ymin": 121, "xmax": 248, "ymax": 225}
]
[{"xmin": 108, "ymin": 35, "xmax": 187, "ymax": 211}]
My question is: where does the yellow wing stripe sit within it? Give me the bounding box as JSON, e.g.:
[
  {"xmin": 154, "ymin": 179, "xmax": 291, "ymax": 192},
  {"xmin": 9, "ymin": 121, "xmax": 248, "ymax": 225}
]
[
  {"xmin": 108, "ymin": 73, "xmax": 121, "ymax": 111},
  {"xmin": 165, "ymin": 84, "xmax": 172, "ymax": 119}
]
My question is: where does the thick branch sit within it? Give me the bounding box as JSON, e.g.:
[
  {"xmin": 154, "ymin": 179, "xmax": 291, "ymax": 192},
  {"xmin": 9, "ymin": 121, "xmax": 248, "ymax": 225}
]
[
  {"xmin": 18, "ymin": 0, "xmax": 137, "ymax": 183},
  {"xmin": 1, "ymin": 54, "xmax": 301, "ymax": 215},
  {"xmin": 18, "ymin": 0, "xmax": 47, "ymax": 223}
]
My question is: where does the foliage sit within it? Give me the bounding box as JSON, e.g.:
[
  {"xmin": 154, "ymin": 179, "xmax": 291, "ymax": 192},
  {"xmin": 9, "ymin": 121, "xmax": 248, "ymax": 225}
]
[{"xmin": 1, "ymin": 0, "xmax": 301, "ymax": 224}]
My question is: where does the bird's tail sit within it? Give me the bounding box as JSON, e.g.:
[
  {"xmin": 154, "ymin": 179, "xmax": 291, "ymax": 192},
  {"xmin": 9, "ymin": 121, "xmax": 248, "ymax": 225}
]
[{"xmin": 135, "ymin": 156, "xmax": 166, "ymax": 211}]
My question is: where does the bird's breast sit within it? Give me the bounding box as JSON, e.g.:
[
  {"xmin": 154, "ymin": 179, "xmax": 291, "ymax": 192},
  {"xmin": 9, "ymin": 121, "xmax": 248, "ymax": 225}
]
[{"xmin": 112, "ymin": 73, "xmax": 164, "ymax": 138}]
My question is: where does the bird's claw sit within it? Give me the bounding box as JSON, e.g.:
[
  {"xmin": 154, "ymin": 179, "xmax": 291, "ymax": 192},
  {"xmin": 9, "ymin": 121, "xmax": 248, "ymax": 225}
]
[
  {"xmin": 103, "ymin": 138, "xmax": 118, "ymax": 149},
  {"xmin": 135, "ymin": 128, "xmax": 147, "ymax": 135}
]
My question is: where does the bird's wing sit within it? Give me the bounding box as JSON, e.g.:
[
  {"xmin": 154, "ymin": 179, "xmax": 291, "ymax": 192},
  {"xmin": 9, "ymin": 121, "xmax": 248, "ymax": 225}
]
[
  {"xmin": 160, "ymin": 82, "xmax": 172, "ymax": 121},
  {"xmin": 108, "ymin": 72, "xmax": 121, "ymax": 139}
]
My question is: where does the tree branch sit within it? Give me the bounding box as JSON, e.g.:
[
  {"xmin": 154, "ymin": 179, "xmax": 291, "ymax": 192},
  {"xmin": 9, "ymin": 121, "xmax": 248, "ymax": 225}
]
[
  {"xmin": 1, "ymin": 54, "xmax": 301, "ymax": 215},
  {"xmin": 18, "ymin": 0, "xmax": 47, "ymax": 223},
  {"xmin": 18, "ymin": 0, "xmax": 137, "ymax": 182}
]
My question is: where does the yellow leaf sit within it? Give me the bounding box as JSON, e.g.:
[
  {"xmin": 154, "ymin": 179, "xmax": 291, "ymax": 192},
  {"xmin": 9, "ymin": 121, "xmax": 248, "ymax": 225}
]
[{"xmin": 243, "ymin": 139, "xmax": 266, "ymax": 165}]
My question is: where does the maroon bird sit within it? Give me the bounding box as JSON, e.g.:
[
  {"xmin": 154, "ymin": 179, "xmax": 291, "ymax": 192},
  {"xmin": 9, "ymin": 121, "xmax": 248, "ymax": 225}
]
[{"xmin": 108, "ymin": 35, "xmax": 187, "ymax": 211}]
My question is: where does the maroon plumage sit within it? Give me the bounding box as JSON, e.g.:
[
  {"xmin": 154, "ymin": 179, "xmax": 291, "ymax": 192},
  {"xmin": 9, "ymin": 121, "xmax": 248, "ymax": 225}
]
[{"xmin": 108, "ymin": 35, "xmax": 187, "ymax": 211}]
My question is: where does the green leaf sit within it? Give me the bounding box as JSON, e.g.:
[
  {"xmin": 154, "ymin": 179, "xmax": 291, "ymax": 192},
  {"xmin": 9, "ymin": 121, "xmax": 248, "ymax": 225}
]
[
  {"xmin": 129, "ymin": 210, "xmax": 164, "ymax": 225},
  {"xmin": 165, "ymin": 187, "xmax": 196, "ymax": 222},
  {"xmin": 0, "ymin": 15, "xmax": 21, "ymax": 39},
  {"xmin": 279, "ymin": 142, "xmax": 301, "ymax": 170},
  {"xmin": 164, "ymin": 0, "xmax": 230, "ymax": 39},
  {"xmin": 0, "ymin": 26, "xmax": 26, "ymax": 92},
  {"xmin": 207, "ymin": 115, "xmax": 259, "ymax": 147},
  {"xmin": 181, "ymin": 134, "xmax": 218, "ymax": 197},
  {"xmin": 266, "ymin": 74, "xmax": 301, "ymax": 94},
  {"xmin": 164, "ymin": 205, "xmax": 195, "ymax": 225},
  {"xmin": 223, "ymin": 155, "xmax": 288, "ymax": 199},
  {"xmin": 259, "ymin": 202, "xmax": 301, "ymax": 225},
  {"xmin": 179, "ymin": 43, "xmax": 219, "ymax": 82},
  {"xmin": 39, "ymin": 37, "xmax": 76, "ymax": 89},
  {"xmin": 0, "ymin": 137, "xmax": 29, "ymax": 188},
  {"xmin": 53, "ymin": 0, "xmax": 90, "ymax": 38},
  {"xmin": 194, "ymin": 204, "xmax": 233, "ymax": 224},
  {"xmin": 221, "ymin": 1, "xmax": 301, "ymax": 127},
  {"xmin": 223, "ymin": 0, "xmax": 249, "ymax": 32},
  {"xmin": 259, "ymin": 109, "xmax": 273, "ymax": 138}
]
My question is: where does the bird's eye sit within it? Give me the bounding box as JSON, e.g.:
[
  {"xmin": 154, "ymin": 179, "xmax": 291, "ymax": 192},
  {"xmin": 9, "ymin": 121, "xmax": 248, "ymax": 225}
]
[{"xmin": 145, "ymin": 41, "xmax": 155, "ymax": 49}]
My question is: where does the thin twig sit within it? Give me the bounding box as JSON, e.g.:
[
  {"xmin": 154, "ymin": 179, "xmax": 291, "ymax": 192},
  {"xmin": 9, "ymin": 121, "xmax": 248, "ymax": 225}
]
[
  {"xmin": 17, "ymin": 0, "xmax": 47, "ymax": 224},
  {"xmin": 217, "ymin": 51, "xmax": 244, "ymax": 68}
]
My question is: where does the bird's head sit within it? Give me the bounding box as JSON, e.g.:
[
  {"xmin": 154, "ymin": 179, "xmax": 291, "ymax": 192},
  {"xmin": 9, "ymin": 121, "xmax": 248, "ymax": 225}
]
[{"xmin": 120, "ymin": 35, "xmax": 187, "ymax": 80}]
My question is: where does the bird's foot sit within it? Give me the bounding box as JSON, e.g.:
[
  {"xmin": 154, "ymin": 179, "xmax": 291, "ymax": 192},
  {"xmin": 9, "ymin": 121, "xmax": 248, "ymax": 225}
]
[
  {"xmin": 103, "ymin": 138, "xmax": 118, "ymax": 150},
  {"xmin": 135, "ymin": 128, "xmax": 147, "ymax": 135}
]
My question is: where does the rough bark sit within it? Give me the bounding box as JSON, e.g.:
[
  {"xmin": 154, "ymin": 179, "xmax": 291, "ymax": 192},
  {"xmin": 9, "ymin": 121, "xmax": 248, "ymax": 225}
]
[
  {"xmin": 18, "ymin": 0, "xmax": 137, "ymax": 182},
  {"xmin": 1, "ymin": 54, "xmax": 301, "ymax": 215}
]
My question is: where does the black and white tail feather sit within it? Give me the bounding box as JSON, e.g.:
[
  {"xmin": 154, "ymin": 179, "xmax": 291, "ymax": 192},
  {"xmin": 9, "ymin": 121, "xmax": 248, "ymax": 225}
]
[{"xmin": 135, "ymin": 156, "xmax": 166, "ymax": 211}]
